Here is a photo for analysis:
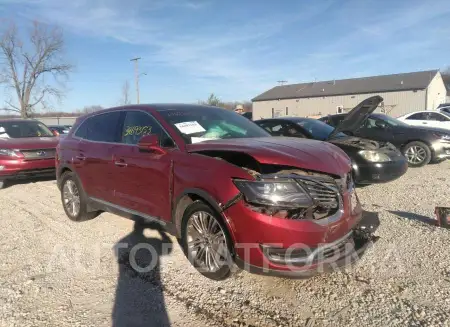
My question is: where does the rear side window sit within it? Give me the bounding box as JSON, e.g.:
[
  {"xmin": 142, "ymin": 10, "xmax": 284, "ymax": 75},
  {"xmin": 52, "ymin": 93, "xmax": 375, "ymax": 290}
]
[
  {"xmin": 74, "ymin": 120, "xmax": 88, "ymax": 138},
  {"xmin": 407, "ymin": 113, "xmax": 426, "ymax": 120},
  {"xmin": 75, "ymin": 112, "xmax": 122, "ymax": 142}
]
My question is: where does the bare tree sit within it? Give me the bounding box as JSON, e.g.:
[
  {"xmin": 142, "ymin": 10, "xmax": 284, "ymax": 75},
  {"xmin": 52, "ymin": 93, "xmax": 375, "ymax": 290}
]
[
  {"xmin": 119, "ymin": 80, "xmax": 131, "ymax": 105},
  {"xmin": 0, "ymin": 20, "xmax": 73, "ymax": 118}
]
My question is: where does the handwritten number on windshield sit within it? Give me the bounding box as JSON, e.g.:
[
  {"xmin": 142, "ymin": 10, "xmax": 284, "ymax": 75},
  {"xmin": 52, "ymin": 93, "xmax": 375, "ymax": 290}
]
[{"xmin": 124, "ymin": 125, "xmax": 153, "ymax": 136}]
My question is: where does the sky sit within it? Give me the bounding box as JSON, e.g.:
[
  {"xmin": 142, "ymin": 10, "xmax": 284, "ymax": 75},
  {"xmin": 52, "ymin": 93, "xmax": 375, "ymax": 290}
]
[{"xmin": 1, "ymin": 0, "xmax": 450, "ymax": 112}]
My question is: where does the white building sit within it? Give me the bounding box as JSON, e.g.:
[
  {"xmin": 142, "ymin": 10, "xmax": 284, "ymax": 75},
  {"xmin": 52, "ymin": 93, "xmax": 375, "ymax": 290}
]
[
  {"xmin": 37, "ymin": 116, "xmax": 79, "ymax": 126},
  {"xmin": 252, "ymin": 70, "xmax": 447, "ymax": 119}
]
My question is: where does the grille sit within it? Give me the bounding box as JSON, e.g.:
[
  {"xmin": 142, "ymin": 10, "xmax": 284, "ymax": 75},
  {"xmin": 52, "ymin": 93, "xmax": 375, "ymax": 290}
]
[
  {"xmin": 300, "ymin": 179, "xmax": 339, "ymax": 209},
  {"xmin": 21, "ymin": 148, "xmax": 56, "ymax": 160}
]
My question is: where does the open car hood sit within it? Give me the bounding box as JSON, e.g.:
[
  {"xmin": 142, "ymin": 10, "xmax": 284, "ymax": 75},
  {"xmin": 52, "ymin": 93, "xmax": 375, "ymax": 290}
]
[{"xmin": 327, "ymin": 96, "xmax": 384, "ymax": 140}]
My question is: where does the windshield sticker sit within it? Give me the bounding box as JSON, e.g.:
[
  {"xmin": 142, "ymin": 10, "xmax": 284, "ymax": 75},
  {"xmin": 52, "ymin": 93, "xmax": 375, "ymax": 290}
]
[
  {"xmin": 174, "ymin": 121, "xmax": 206, "ymax": 135},
  {"xmin": 123, "ymin": 125, "xmax": 153, "ymax": 136},
  {"xmin": 191, "ymin": 137, "xmax": 219, "ymax": 143}
]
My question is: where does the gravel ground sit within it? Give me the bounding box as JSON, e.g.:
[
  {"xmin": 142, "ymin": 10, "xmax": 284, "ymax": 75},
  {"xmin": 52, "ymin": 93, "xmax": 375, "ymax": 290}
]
[{"xmin": 1, "ymin": 162, "xmax": 450, "ymax": 327}]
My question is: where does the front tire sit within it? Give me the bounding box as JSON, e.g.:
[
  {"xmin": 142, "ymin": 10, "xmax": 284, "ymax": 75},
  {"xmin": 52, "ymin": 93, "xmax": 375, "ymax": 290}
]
[
  {"xmin": 403, "ymin": 141, "xmax": 431, "ymax": 167},
  {"xmin": 181, "ymin": 201, "xmax": 234, "ymax": 280},
  {"xmin": 60, "ymin": 171, "xmax": 100, "ymax": 222}
]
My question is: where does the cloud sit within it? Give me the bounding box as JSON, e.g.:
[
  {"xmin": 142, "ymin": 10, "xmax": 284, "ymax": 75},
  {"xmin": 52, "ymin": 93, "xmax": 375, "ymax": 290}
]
[
  {"xmin": 3, "ymin": 0, "xmax": 337, "ymax": 94},
  {"xmin": 2, "ymin": 0, "xmax": 450, "ymax": 101}
]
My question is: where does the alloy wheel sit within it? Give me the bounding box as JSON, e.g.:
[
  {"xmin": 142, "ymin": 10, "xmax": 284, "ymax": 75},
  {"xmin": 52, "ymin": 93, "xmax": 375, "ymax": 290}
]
[
  {"xmin": 62, "ymin": 179, "xmax": 81, "ymax": 217},
  {"xmin": 405, "ymin": 145, "xmax": 427, "ymax": 165},
  {"xmin": 186, "ymin": 211, "xmax": 228, "ymax": 273}
]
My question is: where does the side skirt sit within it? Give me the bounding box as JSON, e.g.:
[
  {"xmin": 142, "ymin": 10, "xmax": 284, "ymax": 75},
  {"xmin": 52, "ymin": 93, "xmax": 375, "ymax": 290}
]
[{"xmin": 88, "ymin": 197, "xmax": 178, "ymax": 236}]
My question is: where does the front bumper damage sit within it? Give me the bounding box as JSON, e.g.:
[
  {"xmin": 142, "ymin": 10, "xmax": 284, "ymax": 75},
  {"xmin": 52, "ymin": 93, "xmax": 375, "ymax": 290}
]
[{"xmin": 234, "ymin": 210, "xmax": 380, "ymax": 278}]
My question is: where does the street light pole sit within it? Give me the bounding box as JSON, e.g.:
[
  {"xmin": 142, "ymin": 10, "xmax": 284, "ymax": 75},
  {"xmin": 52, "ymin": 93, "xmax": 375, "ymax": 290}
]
[{"xmin": 130, "ymin": 57, "xmax": 141, "ymax": 104}]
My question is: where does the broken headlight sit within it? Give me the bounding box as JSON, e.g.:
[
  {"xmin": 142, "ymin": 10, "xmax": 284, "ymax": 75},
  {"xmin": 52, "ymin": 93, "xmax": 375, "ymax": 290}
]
[
  {"xmin": 358, "ymin": 150, "xmax": 391, "ymax": 162},
  {"xmin": 233, "ymin": 179, "xmax": 313, "ymax": 209}
]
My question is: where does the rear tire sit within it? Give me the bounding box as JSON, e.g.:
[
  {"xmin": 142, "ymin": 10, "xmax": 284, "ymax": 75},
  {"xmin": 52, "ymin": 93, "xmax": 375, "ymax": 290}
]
[
  {"xmin": 60, "ymin": 171, "xmax": 100, "ymax": 222},
  {"xmin": 181, "ymin": 201, "xmax": 235, "ymax": 280},
  {"xmin": 402, "ymin": 141, "xmax": 431, "ymax": 167}
]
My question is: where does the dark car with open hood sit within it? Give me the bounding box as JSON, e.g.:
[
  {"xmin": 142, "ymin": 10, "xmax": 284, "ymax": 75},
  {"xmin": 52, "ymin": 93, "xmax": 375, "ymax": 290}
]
[
  {"xmin": 255, "ymin": 96, "xmax": 408, "ymax": 185},
  {"xmin": 319, "ymin": 109, "xmax": 450, "ymax": 167},
  {"xmin": 0, "ymin": 119, "xmax": 59, "ymax": 189},
  {"xmin": 56, "ymin": 104, "xmax": 379, "ymax": 280}
]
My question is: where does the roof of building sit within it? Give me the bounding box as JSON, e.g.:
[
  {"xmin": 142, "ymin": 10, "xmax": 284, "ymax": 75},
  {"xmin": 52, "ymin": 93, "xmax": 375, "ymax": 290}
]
[
  {"xmin": 252, "ymin": 70, "xmax": 439, "ymax": 102},
  {"xmin": 441, "ymin": 74, "xmax": 450, "ymax": 92}
]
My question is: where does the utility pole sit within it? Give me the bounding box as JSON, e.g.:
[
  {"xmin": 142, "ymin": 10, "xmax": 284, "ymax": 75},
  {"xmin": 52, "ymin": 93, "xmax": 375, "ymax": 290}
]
[
  {"xmin": 277, "ymin": 80, "xmax": 287, "ymax": 86},
  {"xmin": 130, "ymin": 57, "xmax": 141, "ymax": 104}
]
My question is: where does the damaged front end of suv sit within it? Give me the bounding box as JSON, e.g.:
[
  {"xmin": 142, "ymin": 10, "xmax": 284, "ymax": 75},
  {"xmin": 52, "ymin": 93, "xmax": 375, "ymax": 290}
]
[
  {"xmin": 187, "ymin": 140, "xmax": 380, "ymax": 278},
  {"xmin": 157, "ymin": 105, "xmax": 380, "ymax": 280},
  {"xmin": 229, "ymin": 166, "xmax": 379, "ymax": 277}
]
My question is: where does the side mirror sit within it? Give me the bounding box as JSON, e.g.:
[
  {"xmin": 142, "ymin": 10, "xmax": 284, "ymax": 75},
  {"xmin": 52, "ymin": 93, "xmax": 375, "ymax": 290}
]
[
  {"xmin": 375, "ymin": 121, "xmax": 387, "ymax": 129},
  {"xmin": 137, "ymin": 134, "xmax": 166, "ymax": 154}
]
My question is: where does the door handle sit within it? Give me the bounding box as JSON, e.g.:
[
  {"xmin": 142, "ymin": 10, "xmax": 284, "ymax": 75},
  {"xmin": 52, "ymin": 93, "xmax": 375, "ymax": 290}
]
[
  {"xmin": 422, "ymin": 122, "xmax": 427, "ymax": 124},
  {"xmin": 76, "ymin": 154, "xmax": 86, "ymax": 160},
  {"xmin": 114, "ymin": 160, "xmax": 128, "ymax": 167}
]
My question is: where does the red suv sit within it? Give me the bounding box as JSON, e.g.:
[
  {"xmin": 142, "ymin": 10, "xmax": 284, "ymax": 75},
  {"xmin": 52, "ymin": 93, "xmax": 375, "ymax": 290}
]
[
  {"xmin": 56, "ymin": 105, "xmax": 379, "ymax": 280},
  {"xmin": 0, "ymin": 119, "xmax": 59, "ymax": 189}
]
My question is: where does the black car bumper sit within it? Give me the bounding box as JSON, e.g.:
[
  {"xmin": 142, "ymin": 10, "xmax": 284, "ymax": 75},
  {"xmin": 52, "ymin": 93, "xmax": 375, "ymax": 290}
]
[
  {"xmin": 352, "ymin": 157, "xmax": 408, "ymax": 185},
  {"xmin": 234, "ymin": 211, "xmax": 380, "ymax": 279}
]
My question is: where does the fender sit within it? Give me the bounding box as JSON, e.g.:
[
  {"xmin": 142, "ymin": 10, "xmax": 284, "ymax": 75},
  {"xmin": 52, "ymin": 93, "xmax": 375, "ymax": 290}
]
[{"xmin": 172, "ymin": 188, "xmax": 238, "ymax": 243}]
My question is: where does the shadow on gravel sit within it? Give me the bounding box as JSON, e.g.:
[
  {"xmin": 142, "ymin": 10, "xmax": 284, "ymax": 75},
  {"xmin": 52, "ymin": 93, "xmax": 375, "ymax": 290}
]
[
  {"xmin": 388, "ymin": 210, "xmax": 437, "ymax": 226},
  {"xmin": 113, "ymin": 220, "xmax": 173, "ymax": 327},
  {"xmin": 1, "ymin": 175, "xmax": 56, "ymax": 189}
]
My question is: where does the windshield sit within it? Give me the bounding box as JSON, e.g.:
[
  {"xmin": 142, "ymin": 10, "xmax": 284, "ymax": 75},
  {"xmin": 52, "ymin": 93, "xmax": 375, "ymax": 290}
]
[
  {"xmin": 296, "ymin": 119, "xmax": 347, "ymax": 140},
  {"xmin": 0, "ymin": 120, "xmax": 54, "ymax": 138},
  {"xmin": 158, "ymin": 107, "xmax": 270, "ymax": 144},
  {"xmin": 373, "ymin": 114, "xmax": 408, "ymax": 127}
]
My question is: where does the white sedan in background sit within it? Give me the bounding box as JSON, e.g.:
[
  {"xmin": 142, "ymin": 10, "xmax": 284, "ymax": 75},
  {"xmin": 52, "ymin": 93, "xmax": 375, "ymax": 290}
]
[{"xmin": 397, "ymin": 111, "xmax": 450, "ymax": 130}]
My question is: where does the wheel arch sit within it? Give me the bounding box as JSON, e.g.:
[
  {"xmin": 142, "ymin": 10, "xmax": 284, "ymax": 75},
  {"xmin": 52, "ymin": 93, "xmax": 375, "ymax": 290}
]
[
  {"xmin": 172, "ymin": 188, "xmax": 237, "ymax": 244},
  {"xmin": 57, "ymin": 165, "xmax": 73, "ymax": 190}
]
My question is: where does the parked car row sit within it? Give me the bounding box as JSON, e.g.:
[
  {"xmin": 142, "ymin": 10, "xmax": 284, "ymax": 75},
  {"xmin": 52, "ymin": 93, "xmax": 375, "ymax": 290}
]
[{"xmin": 0, "ymin": 96, "xmax": 447, "ymax": 281}]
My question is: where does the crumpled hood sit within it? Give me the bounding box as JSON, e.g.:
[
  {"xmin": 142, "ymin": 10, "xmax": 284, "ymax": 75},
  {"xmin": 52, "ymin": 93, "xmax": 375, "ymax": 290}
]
[
  {"xmin": 186, "ymin": 137, "xmax": 352, "ymax": 177},
  {"xmin": 0, "ymin": 136, "xmax": 59, "ymax": 150}
]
